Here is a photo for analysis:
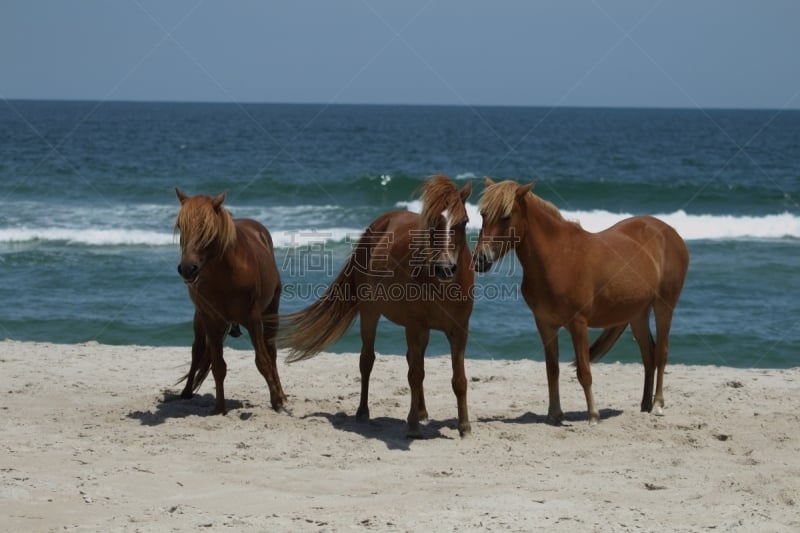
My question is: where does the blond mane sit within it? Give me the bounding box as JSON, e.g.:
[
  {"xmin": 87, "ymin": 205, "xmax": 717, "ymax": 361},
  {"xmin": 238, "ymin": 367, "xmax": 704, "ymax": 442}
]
[
  {"xmin": 478, "ymin": 179, "xmax": 569, "ymax": 224},
  {"xmin": 175, "ymin": 196, "xmax": 237, "ymax": 254},
  {"xmin": 418, "ymin": 174, "xmax": 467, "ymax": 231}
]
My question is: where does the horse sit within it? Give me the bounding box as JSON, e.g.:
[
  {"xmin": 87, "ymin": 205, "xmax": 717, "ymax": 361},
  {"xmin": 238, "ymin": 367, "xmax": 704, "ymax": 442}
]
[
  {"xmin": 473, "ymin": 178, "xmax": 689, "ymax": 424},
  {"xmin": 280, "ymin": 174, "xmax": 474, "ymax": 437},
  {"xmin": 174, "ymin": 189, "xmax": 287, "ymax": 414}
]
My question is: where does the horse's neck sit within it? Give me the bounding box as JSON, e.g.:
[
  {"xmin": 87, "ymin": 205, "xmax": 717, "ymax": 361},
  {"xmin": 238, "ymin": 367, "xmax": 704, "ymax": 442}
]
[
  {"xmin": 212, "ymin": 230, "xmax": 239, "ymax": 266},
  {"xmin": 517, "ymin": 195, "xmax": 579, "ymax": 271}
]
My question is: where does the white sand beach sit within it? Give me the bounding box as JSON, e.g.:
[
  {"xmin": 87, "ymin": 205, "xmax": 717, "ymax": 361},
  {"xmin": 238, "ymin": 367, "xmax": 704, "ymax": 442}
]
[{"xmin": 1, "ymin": 340, "xmax": 798, "ymax": 532}]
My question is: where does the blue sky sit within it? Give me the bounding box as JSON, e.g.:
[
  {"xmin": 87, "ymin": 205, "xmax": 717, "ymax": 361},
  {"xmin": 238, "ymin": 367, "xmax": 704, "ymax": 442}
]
[{"xmin": 2, "ymin": 1, "xmax": 799, "ymax": 109}]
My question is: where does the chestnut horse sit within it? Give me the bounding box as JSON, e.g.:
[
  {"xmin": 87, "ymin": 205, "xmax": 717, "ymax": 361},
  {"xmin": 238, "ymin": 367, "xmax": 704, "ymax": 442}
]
[
  {"xmin": 174, "ymin": 189, "xmax": 287, "ymax": 414},
  {"xmin": 281, "ymin": 175, "xmax": 474, "ymax": 437},
  {"xmin": 473, "ymin": 178, "xmax": 689, "ymax": 424}
]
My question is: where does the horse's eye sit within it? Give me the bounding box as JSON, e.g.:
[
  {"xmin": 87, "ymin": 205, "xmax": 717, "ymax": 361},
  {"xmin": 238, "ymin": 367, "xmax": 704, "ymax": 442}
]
[{"xmin": 500, "ymin": 215, "xmax": 512, "ymax": 223}]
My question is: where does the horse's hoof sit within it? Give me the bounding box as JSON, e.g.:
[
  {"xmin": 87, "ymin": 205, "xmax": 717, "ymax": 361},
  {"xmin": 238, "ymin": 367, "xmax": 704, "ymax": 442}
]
[
  {"xmin": 653, "ymin": 405, "xmax": 665, "ymax": 416},
  {"xmin": 458, "ymin": 423, "xmax": 472, "ymax": 437},
  {"xmin": 546, "ymin": 413, "xmax": 564, "ymax": 426},
  {"xmin": 355, "ymin": 408, "xmax": 370, "ymax": 422},
  {"xmin": 180, "ymin": 391, "xmax": 193, "ymax": 400},
  {"xmin": 407, "ymin": 428, "xmax": 425, "ymax": 440},
  {"xmin": 588, "ymin": 416, "xmax": 600, "ymax": 426}
]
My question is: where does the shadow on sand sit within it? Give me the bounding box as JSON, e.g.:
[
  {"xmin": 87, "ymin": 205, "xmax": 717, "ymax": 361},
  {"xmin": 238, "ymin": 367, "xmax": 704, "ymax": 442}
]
[
  {"xmin": 304, "ymin": 411, "xmax": 458, "ymax": 451},
  {"xmin": 127, "ymin": 391, "xmax": 250, "ymax": 426},
  {"xmin": 478, "ymin": 408, "xmax": 624, "ymax": 426}
]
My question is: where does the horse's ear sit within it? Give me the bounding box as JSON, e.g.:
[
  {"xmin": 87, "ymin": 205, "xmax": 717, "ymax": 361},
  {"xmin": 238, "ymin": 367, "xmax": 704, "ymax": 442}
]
[
  {"xmin": 176, "ymin": 188, "xmax": 189, "ymax": 204},
  {"xmin": 212, "ymin": 192, "xmax": 226, "ymax": 212},
  {"xmin": 516, "ymin": 181, "xmax": 536, "ymax": 198},
  {"xmin": 483, "ymin": 176, "xmax": 495, "ymax": 187},
  {"xmin": 459, "ymin": 180, "xmax": 473, "ymax": 202}
]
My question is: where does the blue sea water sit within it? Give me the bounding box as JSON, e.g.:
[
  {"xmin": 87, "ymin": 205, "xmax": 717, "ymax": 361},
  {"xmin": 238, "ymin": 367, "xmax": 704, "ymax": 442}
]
[{"xmin": 0, "ymin": 101, "xmax": 798, "ymax": 368}]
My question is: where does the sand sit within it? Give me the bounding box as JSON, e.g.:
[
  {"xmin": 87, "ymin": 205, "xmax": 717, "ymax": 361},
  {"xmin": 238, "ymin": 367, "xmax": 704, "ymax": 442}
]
[{"xmin": 1, "ymin": 340, "xmax": 798, "ymax": 532}]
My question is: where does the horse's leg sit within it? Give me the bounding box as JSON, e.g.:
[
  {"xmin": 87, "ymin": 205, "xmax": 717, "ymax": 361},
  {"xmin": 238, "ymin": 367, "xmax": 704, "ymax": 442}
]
[
  {"xmin": 257, "ymin": 287, "xmax": 287, "ymax": 411},
  {"xmin": 536, "ymin": 319, "xmax": 563, "ymax": 424},
  {"xmin": 356, "ymin": 310, "xmax": 379, "ymax": 421},
  {"xmin": 446, "ymin": 328, "xmax": 471, "ymax": 437},
  {"xmin": 630, "ymin": 309, "xmax": 656, "ymax": 412},
  {"xmin": 567, "ymin": 318, "xmax": 599, "ymax": 424},
  {"xmin": 181, "ymin": 311, "xmax": 205, "ymax": 399},
  {"xmin": 405, "ymin": 325, "xmax": 430, "ymax": 438},
  {"xmin": 207, "ymin": 329, "xmax": 228, "ymax": 415},
  {"xmin": 415, "ymin": 331, "xmax": 429, "ymax": 423},
  {"xmin": 652, "ymin": 299, "xmax": 675, "ymax": 416},
  {"xmin": 418, "ymin": 373, "xmax": 429, "ymax": 423},
  {"xmin": 249, "ymin": 323, "xmax": 278, "ymax": 409}
]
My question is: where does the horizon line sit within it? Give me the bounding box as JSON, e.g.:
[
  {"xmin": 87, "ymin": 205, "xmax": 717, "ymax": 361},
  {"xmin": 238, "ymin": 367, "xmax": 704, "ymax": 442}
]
[{"xmin": 3, "ymin": 97, "xmax": 796, "ymax": 113}]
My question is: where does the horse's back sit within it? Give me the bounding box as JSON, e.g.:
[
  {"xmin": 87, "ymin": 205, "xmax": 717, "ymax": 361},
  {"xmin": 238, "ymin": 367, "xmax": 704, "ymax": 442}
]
[
  {"xmin": 236, "ymin": 218, "xmax": 274, "ymax": 248},
  {"xmin": 358, "ymin": 209, "xmax": 419, "ymax": 267},
  {"xmin": 624, "ymin": 215, "xmax": 688, "ymax": 268},
  {"xmin": 609, "ymin": 215, "xmax": 689, "ymax": 294},
  {"xmin": 372, "ymin": 210, "xmax": 419, "ymax": 238}
]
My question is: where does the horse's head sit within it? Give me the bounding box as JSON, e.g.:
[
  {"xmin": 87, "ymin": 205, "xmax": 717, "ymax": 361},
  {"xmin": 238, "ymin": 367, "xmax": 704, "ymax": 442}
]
[
  {"xmin": 473, "ymin": 177, "xmax": 533, "ymax": 273},
  {"xmin": 174, "ymin": 188, "xmax": 236, "ymax": 285},
  {"xmin": 418, "ymin": 175, "xmax": 473, "ymax": 280}
]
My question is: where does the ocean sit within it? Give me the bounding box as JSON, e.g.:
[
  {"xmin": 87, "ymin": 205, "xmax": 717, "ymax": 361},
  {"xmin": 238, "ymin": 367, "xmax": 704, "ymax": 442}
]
[{"xmin": 1, "ymin": 101, "xmax": 798, "ymax": 368}]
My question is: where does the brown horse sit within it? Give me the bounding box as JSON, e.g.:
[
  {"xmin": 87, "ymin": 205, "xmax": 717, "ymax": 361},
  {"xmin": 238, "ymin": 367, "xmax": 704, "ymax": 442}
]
[
  {"xmin": 174, "ymin": 189, "xmax": 287, "ymax": 414},
  {"xmin": 280, "ymin": 175, "xmax": 474, "ymax": 437},
  {"xmin": 473, "ymin": 178, "xmax": 689, "ymax": 424}
]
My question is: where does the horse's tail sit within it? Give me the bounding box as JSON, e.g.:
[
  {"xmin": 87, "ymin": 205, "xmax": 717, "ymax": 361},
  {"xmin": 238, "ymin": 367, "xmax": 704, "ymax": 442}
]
[
  {"xmin": 281, "ymin": 218, "xmax": 397, "ymax": 362},
  {"xmin": 589, "ymin": 324, "xmax": 628, "ymax": 363},
  {"xmin": 280, "ymin": 263, "xmax": 359, "ymax": 363},
  {"xmin": 174, "ymin": 352, "xmax": 212, "ymax": 392},
  {"xmin": 175, "ymin": 323, "xmax": 247, "ymax": 392}
]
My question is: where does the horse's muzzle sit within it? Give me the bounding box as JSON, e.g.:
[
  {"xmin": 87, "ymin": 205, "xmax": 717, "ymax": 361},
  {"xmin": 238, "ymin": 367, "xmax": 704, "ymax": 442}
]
[
  {"xmin": 434, "ymin": 263, "xmax": 457, "ymax": 280},
  {"xmin": 472, "ymin": 253, "xmax": 493, "ymax": 273},
  {"xmin": 177, "ymin": 262, "xmax": 201, "ymax": 284}
]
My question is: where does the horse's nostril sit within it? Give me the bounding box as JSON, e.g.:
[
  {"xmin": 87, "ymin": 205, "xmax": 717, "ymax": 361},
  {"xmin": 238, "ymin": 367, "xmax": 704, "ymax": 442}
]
[
  {"xmin": 473, "ymin": 254, "xmax": 491, "ymax": 273},
  {"xmin": 178, "ymin": 262, "xmax": 199, "ymax": 280},
  {"xmin": 435, "ymin": 264, "xmax": 455, "ymax": 279}
]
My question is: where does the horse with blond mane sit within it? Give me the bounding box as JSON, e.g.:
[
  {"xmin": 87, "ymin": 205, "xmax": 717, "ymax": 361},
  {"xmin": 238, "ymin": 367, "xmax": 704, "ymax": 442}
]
[
  {"xmin": 473, "ymin": 178, "xmax": 689, "ymax": 424},
  {"xmin": 174, "ymin": 189, "xmax": 287, "ymax": 414},
  {"xmin": 281, "ymin": 175, "xmax": 474, "ymax": 437}
]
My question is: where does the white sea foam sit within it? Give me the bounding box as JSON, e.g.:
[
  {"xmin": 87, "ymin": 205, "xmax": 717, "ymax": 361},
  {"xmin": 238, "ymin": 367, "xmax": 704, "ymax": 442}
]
[
  {"xmin": 397, "ymin": 200, "xmax": 800, "ymax": 241},
  {"xmin": 0, "ymin": 227, "xmax": 176, "ymax": 246},
  {"xmin": 0, "ymin": 226, "xmax": 373, "ymax": 248},
  {"xmin": 562, "ymin": 209, "xmax": 800, "ymax": 241},
  {"xmin": 270, "ymin": 228, "xmax": 365, "ymax": 248},
  {"xmin": 1, "ymin": 202, "xmax": 797, "ymax": 248},
  {"xmin": 454, "ymin": 172, "xmax": 477, "ymax": 180}
]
